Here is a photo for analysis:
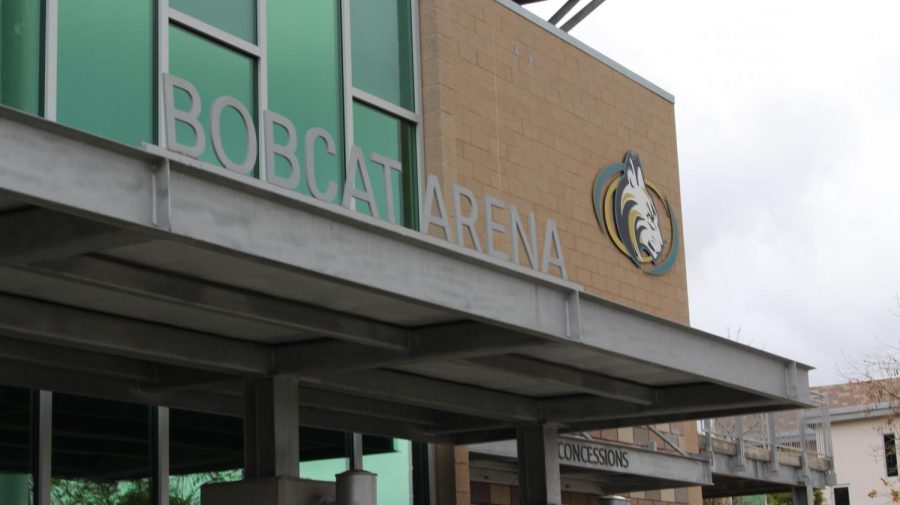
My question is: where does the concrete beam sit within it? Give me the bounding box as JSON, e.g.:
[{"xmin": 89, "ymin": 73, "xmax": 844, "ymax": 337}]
[
  {"xmin": 22, "ymin": 256, "xmax": 409, "ymax": 350},
  {"xmin": 296, "ymin": 407, "xmax": 449, "ymax": 444},
  {"xmin": 0, "ymin": 357, "xmax": 243, "ymax": 417},
  {"xmin": 295, "ymin": 388, "xmax": 442, "ymax": 426},
  {"xmin": 308, "ymin": 369, "xmax": 542, "ymax": 422},
  {"xmin": 0, "ymin": 293, "xmax": 270, "ymax": 374},
  {"xmin": 466, "ymin": 354, "xmax": 656, "ymax": 406},
  {"xmin": 0, "ymin": 335, "xmax": 157, "ymax": 380},
  {"xmin": 273, "ymin": 323, "xmax": 547, "ymax": 376},
  {"xmin": 579, "ymin": 297, "xmax": 811, "ymax": 403},
  {"xmin": 0, "ymin": 208, "xmax": 141, "ymax": 267},
  {"xmin": 541, "ymin": 384, "xmax": 768, "ymax": 423}
]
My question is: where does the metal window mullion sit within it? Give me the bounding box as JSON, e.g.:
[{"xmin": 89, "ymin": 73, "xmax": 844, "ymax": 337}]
[
  {"xmin": 42, "ymin": 0, "xmax": 58, "ymax": 120},
  {"xmin": 168, "ymin": 8, "xmax": 261, "ymax": 58},
  {"xmin": 410, "ymin": 0, "xmax": 425, "ymax": 231},
  {"xmin": 341, "ymin": 0, "xmax": 355, "ymax": 207},
  {"xmin": 33, "ymin": 390, "xmax": 52, "ymax": 505},
  {"xmin": 256, "ymin": 0, "xmax": 268, "ymax": 182},
  {"xmin": 158, "ymin": 0, "xmax": 170, "ymax": 148},
  {"xmin": 152, "ymin": 407, "xmax": 170, "ymax": 505},
  {"xmin": 426, "ymin": 443, "xmax": 437, "ymax": 505},
  {"xmin": 352, "ymin": 87, "xmax": 419, "ymax": 124}
]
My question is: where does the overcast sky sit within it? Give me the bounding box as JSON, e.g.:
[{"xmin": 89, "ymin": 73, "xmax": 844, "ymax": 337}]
[{"xmin": 526, "ymin": 0, "xmax": 900, "ymax": 386}]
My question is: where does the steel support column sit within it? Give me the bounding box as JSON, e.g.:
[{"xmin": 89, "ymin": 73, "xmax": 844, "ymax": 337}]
[
  {"xmin": 516, "ymin": 425, "xmax": 561, "ymax": 505},
  {"xmin": 204, "ymin": 376, "xmax": 336, "ymax": 505},
  {"xmin": 152, "ymin": 407, "xmax": 170, "ymax": 505},
  {"xmin": 243, "ymin": 376, "xmax": 300, "ymax": 479},
  {"xmin": 792, "ymin": 485, "xmax": 813, "ymax": 505}
]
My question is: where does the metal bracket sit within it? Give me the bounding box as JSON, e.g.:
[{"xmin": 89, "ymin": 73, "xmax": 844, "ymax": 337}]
[
  {"xmin": 151, "ymin": 159, "xmax": 172, "ymax": 231},
  {"xmin": 566, "ymin": 290, "xmax": 581, "ymax": 341},
  {"xmin": 785, "ymin": 362, "xmax": 799, "ymax": 400},
  {"xmin": 731, "ymin": 416, "xmax": 747, "ymax": 472},
  {"xmin": 767, "ymin": 412, "xmax": 781, "ymax": 474},
  {"xmin": 647, "ymin": 425, "xmax": 688, "ymax": 457},
  {"xmin": 702, "ymin": 419, "xmax": 716, "ymax": 466}
]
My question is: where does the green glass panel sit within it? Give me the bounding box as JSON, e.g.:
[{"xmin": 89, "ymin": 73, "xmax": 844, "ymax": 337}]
[
  {"xmin": 352, "ymin": 102, "xmax": 417, "ymax": 228},
  {"xmin": 57, "ymin": 0, "xmax": 154, "ymax": 146},
  {"xmin": 267, "ymin": 0, "xmax": 343, "ymax": 202},
  {"xmin": 350, "ymin": 0, "xmax": 415, "ymax": 110},
  {"xmin": 170, "ymin": 25, "xmax": 257, "ymax": 176},
  {"xmin": 364, "ymin": 440, "xmax": 412, "ymax": 505},
  {"xmin": 0, "ymin": 0, "xmax": 41, "ymax": 114},
  {"xmin": 170, "ymin": 0, "xmax": 256, "ymax": 43},
  {"xmin": 299, "ymin": 457, "xmax": 346, "ymax": 483}
]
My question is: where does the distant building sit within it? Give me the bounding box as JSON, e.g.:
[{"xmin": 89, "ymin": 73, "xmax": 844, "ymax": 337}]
[{"xmin": 814, "ymin": 379, "xmax": 900, "ymax": 505}]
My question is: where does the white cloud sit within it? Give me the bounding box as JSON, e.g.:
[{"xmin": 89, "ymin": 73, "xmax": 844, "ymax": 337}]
[{"xmin": 528, "ymin": 0, "xmax": 900, "ymax": 385}]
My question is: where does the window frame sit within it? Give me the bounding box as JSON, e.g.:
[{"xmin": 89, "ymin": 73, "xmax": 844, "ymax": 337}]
[
  {"xmin": 886, "ymin": 433, "xmax": 898, "ymax": 477},
  {"xmin": 158, "ymin": 0, "xmax": 266, "ymax": 175},
  {"xmin": 832, "ymin": 486, "xmax": 849, "ymax": 505},
  {"xmin": 41, "ymin": 0, "xmax": 423, "ymax": 230},
  {"xmin": 340, "ymin": 0, "xmax": 424, "ymax": 229}
]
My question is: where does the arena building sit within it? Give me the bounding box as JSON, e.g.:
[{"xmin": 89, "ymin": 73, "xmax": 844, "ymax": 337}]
[{"xmin": 0, "ymin": 1, "xmax": 817, "ymax": 504}]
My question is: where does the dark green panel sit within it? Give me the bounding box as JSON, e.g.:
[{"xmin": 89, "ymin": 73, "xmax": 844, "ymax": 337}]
[
  {"xmin": 51, "ymin": 394, "xmax": 151, "ymax": 504},
  {"xmin": 0, "ymin": 0, "xmax": 42, "ymax": 114},
  {"xmin": 170, "ymin": 0, "xmax": 256, "ymax": 43},
  {"xmin": 350, "ymin": 0, "xmax": 415, "ymax": 111},
  {"xmin": 57, "ymin": 0, "xmax": 155, "ymax": 146},
  {"xmin": 267, "ymin": 0, "xmax": 343, "ymax": 202},
  {"xmin": 352, "ymin": 101, "xmax": 417, "ymax": 228},
  {"xmin": 169, "ymin": 408, "xmax": 242, "ymax": 498},
  {"xmin": 0, "ymin": 387, "xmax": 32, "ymax": 505},
  {"xmin": 170, "ymin": 25, "xmax": 256, "ymax": 175}
]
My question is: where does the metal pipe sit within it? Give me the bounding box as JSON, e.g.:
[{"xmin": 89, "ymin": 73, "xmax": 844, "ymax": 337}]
[
  {"xmin": 560, "ymin": 0, "xmax": 608, "ymax": 32},
  {"xmin": 548, "ymin": 0, "xmax": 581, "ymax": 25}
]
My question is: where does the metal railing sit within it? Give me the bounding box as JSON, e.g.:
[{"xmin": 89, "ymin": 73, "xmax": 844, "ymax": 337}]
[{"xmin": 699, "ymin": 392, "xmax": 833, "ymax": 476}]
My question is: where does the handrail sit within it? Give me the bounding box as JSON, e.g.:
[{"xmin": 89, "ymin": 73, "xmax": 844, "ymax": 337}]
[{"xmin": 699, "ymin": 392, "xmax": 833, "ymax": 472}]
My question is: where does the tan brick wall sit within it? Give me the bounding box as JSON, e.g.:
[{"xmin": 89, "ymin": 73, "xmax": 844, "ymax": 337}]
[
  {"xmin": 421, "ymin": 2, "xmax": 697, "ymax": 505},
  {"xmin": 814, "ymin": 378, "xmax": 900, "ymax": 409},
  {"xmin": 436, "ymin": 445, "xmax": 473, "ymax": 505},
  {"xmin": 419, "ymin": 0, "xmax": 688, "ymax": 325}
]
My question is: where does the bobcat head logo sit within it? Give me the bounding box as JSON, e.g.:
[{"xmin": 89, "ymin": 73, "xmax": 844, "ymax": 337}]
[{"xmin": 592, "ymin": 152, "xmax": 679, "ymax": 275}]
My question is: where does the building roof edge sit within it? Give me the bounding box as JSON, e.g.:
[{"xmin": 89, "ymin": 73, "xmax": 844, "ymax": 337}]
[{"xmin": 494, "ymin": 0, "xmax": 676, "ymax": 104}]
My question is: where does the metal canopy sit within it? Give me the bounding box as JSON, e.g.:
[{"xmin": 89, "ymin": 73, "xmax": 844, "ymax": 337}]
[{"xmin": 0, "ymin": 106, "xmax": 811, "ymax": 444}]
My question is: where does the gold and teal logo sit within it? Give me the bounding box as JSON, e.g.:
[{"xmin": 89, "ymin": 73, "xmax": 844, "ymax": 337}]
[{"xmin": 592, "ymin": 152, "xmax": 679, "ymax": 275}]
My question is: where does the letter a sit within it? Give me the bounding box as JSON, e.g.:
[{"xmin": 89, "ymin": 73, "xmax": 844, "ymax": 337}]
[
  {"xmin": 422, "ymin": 175, "xmax": 453, "ymax": 241},
  {"xmin": 541, "ymin": 219, "xmax": 568, "ymax": 280}
]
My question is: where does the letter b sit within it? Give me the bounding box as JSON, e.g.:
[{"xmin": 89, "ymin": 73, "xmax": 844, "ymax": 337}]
[{"xmin": 162, "ymin": 74, "xmax": 205, "ymax": 159}]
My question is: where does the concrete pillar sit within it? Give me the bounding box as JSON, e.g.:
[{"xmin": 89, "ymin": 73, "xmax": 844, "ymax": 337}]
[
  {"xmin": 792, "ymin": 485, "xmax": 814, "ymax": 505},
  {"xmin": 516, "ymin": 425, "xmax": 561, "ymax": 505},
  {"xmin": 203, "ymin": 376, "xmax": 336, "ymax": 505},
  {"xmin": 244, "ymin": 376, "xmax": 300, "ymax": 479},
  {"xmin": 337, "ymin": 434, "xmax": 376, "ymax": 505},
  {"xmin": 337, "ymin": 470, "xmax": 377, "ymax": 505}
]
